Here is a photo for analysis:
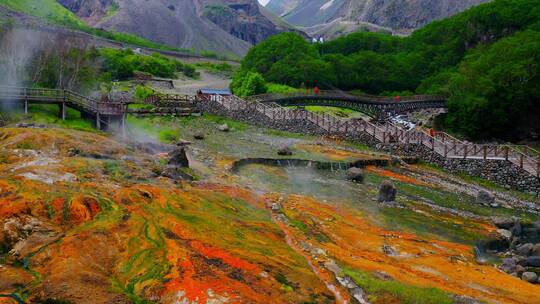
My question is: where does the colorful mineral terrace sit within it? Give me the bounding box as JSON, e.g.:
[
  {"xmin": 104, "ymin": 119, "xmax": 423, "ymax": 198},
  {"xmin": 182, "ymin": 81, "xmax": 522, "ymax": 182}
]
[{"xmin": 0, "ymin": 115, "xmax": 539, "ymax": 304}]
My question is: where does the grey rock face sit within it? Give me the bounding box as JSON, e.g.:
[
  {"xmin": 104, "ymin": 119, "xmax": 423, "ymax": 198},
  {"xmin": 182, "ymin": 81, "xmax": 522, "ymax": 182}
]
[{"xmin": 378, "ymin": 180, "xmax": 397, "ymax": 202}]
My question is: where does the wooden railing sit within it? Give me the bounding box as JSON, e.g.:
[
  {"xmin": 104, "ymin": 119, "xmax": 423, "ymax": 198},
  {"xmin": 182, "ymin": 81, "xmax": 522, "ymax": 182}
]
[
  {"xmin": 202, "ymin": 93, "xmax": 540, "ymax": 177},
  {"xmin": 247, "ymin": 90, "xmax": 447, "ymax": 104},
  {"xmin": 0, "ymin": 86, "xmax": 126, "ymax": 116}
]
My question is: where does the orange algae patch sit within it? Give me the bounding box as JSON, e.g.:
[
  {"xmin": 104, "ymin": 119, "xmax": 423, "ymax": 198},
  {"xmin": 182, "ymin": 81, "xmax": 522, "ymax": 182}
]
[
  {"xmin": 68, "ymin": 196, "xmax": 101, "ymax": 224},
  {"xmin": 281, "ymin": 195, "xmax": 540, "ymax": 304},
  {"xmin": 366, "ymin": 166, "xmax": 430, "ymax": 186},
  {"xmin": 189, "ymin": 240, "xmax": 261, "ymax": 272}
]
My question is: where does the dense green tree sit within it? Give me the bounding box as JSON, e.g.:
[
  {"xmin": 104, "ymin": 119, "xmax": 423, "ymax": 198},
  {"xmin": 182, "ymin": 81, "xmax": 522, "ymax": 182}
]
[{"xmin": 445, "ymin": 30, "xmax": 540, "ymax": 139}]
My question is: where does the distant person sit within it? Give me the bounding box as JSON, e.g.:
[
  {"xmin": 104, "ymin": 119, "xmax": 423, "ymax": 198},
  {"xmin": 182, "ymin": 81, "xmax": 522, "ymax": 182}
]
[
  {"xmin": 312, "ymin": 37, "xmax": 318, "ymax": 44},
  {"xmin": 314, "ymin": 86, "xmax": 320, "ymax": 95},
  {"xmin": 319, "ymin": 37, "xmax": 324, "ymax": 43},
  {"xmin": 395, "ymin": 95, "xmax": 401, "ymax": 102}
]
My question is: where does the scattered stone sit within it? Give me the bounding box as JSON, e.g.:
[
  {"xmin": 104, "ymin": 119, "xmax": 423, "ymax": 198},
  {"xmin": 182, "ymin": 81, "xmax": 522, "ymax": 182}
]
[
  {"xmin": 161, "ymin": 166, "xmax": 194, "ymax": 181},
  {"xmin": 373, "ymin": 271, "xmax": 393, "ymax": 281},
  {"xmin": 218, "ymin": 124, "xmax": 229, "ymax": 132},
  {"xmin": 277, "ymin": 146, "xmax": 293, "ymax": 156},
  {"xmin": 533, "ymin": 220, "xmax": 540, "ymax": 229},
  {"xmin": 521, "ymin": 272, "xmax": 538, "ymax": 283},
  {"xmin": 493, "ymin": 217, "xmax": 516, "ymax": 229},
  {"xmin": 167, "ymin": 147, "xmax": 189, "ymax": 168},
  {"xmin": 515, "ymin": 265, "xmax": 526, "ymax": 275},
  {"xmin": 531, "ymin": 244, "xmax": 540, "ymax": 256},
  {"xmin": 475, "ymin": 190, "xmax": 494, "ymax": 206},
  {"xmin": 177, "ymin": 139, "xmax": 192, "ymax": 146},
  {"xmin": 516, "ymin": 243, "xmax": 534, "ymax": 256},
  {"xmin": 526, "ymin": 256, "xmax": 540, "ymax": 267},
  {"xmin": 511, "ymin": 220, "xmax": 522, "ymax": 237},
  {"xmin": 194, "ymin": 132, "xmax": 205, "ymax": 140},
  {"xmin": 378, "ymin": 180, "xmax": 397, "ymax": 203},
  {"xmin": 390, "ymin": 156, "xmax": 402, "ymax": 166},
  {"xmin": 382, "ymin": 244, "xmax": 398, "ymax": 256},
  {"xmin": 270, "ymin": 203, "xmax": 282, "ymax": 212},
  {"xmin": 67, "ymin": 148, "xmax": 81, "ymax": 156},
  {"xmin": 499, "ymin": 258, "xmax": 516, "ymax": 274},
  {"xmin": 345, "ymin": 167, "xmax": 364, "ymax": 183},
  {"xmin": 496, "ymin": 229, "xmax": 512, "ymax": 240}
]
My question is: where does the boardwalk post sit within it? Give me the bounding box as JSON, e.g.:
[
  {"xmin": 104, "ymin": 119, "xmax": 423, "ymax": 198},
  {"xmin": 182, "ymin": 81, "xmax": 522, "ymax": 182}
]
[
  {"xmin": 60, "ymin": 102, "xmax": 66, "ymax": 121},
  {"xmin": 464, "ymin": 145, "xmax": 468, "ymax": 159},
  {"xmin": 505, "ymin": 146, "xmax": 509, "ymax": 161},
  {"xmin": 24, "ymin": 98, "xmax": 28, "ymax": 115},
  {"xmin": 96, "ymin": 112, "xmax": 101, "ymax": 130},
  {"xmin": 483, "ymin": 146, "xmax": 487, "ymax": 160},
  {"xmin": 520, "ymin": 154, "xmax": 524, "ymax": 169}
]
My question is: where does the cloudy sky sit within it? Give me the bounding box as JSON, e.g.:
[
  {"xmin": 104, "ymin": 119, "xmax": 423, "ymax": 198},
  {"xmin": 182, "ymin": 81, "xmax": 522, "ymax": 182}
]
[{"xmin": 258, "ymin": 0, "xmax": 270, "ymax": 5}]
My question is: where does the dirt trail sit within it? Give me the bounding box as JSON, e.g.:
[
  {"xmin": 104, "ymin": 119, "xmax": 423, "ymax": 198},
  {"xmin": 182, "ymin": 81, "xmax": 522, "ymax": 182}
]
[{"xmin": 171, "ymin": 71, "xmax": 231, "ymax": 95}]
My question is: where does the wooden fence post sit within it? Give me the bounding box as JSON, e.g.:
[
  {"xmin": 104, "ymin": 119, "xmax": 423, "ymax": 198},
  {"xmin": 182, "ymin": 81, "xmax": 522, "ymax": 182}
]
[{"xmin": 483, "ymin": 146, "xmax": 487, "ymax": 160}]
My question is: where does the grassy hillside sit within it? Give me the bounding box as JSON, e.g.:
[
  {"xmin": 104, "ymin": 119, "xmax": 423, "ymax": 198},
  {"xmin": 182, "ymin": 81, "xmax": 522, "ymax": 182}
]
[{"xmin": 0, "ymin": 0, "xmax": 86, "ymax": 27}]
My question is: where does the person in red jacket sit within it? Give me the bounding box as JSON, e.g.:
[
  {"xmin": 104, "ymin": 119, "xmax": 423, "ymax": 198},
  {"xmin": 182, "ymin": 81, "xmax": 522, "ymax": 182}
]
[{"xmin": 314, "ymin": 86, "xmax": 320, "ymax": 95}]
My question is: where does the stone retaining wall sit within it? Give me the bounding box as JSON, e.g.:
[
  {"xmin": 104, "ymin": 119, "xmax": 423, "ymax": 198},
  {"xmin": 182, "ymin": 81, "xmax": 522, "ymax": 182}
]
[{"xmin": 198, "ymin": 100, "xmax": 540, "ymax": 194}]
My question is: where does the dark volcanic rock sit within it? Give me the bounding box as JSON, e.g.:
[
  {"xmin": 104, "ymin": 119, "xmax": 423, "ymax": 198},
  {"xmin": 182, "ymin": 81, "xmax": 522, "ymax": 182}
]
[
  {"xmin": 378, "ymin": 180, "xmax": 397, "ymax": 202},
  {"xmin": 526, "ymin": 256, "xmax": 540, "ymax": 267},
  {"xmin": 516, "ymin": 243, "xmax": 534, "ymax": 256},
  {"xmin": 161, "ymin": 166, "xmax": 194, "ymax": 182},
  {"xmin": 346, "ymin": 167, "xmax": 364, "ymax": 183},
  {"xmin": 475, "ymin": 189, "xmax": 495, "ymax": 205},
  {"xmin": 493, "ymin": 217, "xmax": 516, "ymax": 230},
  {"xmin": 168, "ymin": 147, "xmax": 189, "ymax": 168},
  {"xmin": 277, "ymin": 146, "xmax": 293, "ymax": 156}
]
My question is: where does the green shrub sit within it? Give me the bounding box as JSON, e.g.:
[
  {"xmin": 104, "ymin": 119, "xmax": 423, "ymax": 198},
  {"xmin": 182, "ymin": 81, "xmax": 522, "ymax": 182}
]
[
  {"xmin": 230, "ymin": 71, "xmax": 267, "ymax": 97},
  {"xmin": 134, "ymin": 85, "xmax": 154, "ymax": 101}
]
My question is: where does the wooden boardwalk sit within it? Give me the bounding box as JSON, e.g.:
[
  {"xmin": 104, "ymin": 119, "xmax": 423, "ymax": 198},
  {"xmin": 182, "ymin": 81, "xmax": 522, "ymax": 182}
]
[
  {"xmin": 201, "ymin": 93, "xmax": 540, "ymax": 177},
  {"xmin": 0, "ymin": 86, "xmax": 128, "ymax": 130}
]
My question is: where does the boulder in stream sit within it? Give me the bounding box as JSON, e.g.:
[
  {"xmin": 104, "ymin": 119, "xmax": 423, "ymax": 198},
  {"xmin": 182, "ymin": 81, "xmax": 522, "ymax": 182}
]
[{"xmin": 378, "ymin": 180, "xmax": 397, "ymax": 203}]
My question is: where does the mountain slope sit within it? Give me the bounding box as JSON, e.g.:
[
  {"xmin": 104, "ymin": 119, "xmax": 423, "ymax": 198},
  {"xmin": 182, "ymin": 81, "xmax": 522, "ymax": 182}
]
[
  {"xmin": 56, "ymin": 0, "xmax": 299, "ymax": 57},
  {"xmin": 267, "ymin": 0, "xmax": 491, "ymax": 37},
  {"xmin": 0, "ymin": 0, "xmax": 301, "ymax": 57}
]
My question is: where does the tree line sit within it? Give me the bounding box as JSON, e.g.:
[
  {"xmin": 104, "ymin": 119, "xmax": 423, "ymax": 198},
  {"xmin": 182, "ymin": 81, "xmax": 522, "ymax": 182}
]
[{"xmin": 233, "ymin": 0, "xmax": 540, "ymax": 140}]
